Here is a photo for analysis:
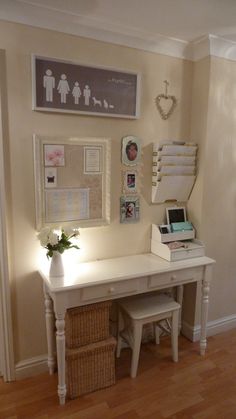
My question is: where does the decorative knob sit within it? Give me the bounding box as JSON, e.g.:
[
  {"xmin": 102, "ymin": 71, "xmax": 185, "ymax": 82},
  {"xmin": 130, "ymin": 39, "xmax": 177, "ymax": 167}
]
[
  {"xmin": 171, "ymin": 275, "xmax": 176, "ymax": 281},
  {"xmin": 108, "ymin": 287, "xmax": 115, "ymax": 293}
]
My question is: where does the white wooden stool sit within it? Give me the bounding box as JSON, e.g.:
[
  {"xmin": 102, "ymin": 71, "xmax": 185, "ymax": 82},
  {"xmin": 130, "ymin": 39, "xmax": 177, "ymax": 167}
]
[{"xmin": 116, "ymin": 293, "xmax": 180, "ymax": 378}]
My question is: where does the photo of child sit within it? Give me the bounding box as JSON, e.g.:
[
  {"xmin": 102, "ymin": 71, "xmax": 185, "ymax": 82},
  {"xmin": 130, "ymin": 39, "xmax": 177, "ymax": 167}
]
[
  {"xmin": 126, "ymin": 202, "xmax": 135, "ymax": 218},
  {"xmin": 127, "ymin": 174, "xmax": 136, "ymax": 189},
  {"xmin": 122, "ymin": 136, "xmax": 141, "ymax": 166},
  {"xmin": 120, "ymin": 196, "xmax": 140, "ymax": 223},
  {"xmin": 122, "ymin": 170, "xmax": 138, "ymax": 194}
]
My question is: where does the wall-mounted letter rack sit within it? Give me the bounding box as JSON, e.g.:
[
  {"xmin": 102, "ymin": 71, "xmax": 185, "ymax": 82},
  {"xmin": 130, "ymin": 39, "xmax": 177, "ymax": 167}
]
[{"xmin": 152, "ymin": 141, "xmax": 198, "ymax": 203}]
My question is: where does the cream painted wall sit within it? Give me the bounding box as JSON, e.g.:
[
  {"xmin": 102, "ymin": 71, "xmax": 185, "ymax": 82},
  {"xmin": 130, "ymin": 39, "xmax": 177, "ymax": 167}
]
[
  {"xmin": 187, "ymin": 55, "xmax": 236, "ymax": 328},
  {"xmin": 0, "ymin": 20, "xmax": 193, "ymax": 364},
  {"xmin": 200, "ymin": 56, "xmax": 236, "ymax": 321},
  {"xmin": 184, "ymin": 57, "xmax": 211, "ymax": 326},
  {"xmin": 189, "ymin": 57, "xmax": 210, "ymax": 236}
]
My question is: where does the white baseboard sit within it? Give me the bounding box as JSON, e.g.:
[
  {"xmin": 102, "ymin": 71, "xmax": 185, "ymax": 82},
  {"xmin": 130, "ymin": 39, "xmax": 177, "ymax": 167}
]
[
  {"xmin": 14, "ymin": 314, "xmax": 236, "ymax": 379},
  {"xmin": 15, "ymin": 354, "xmax": 48, "ymax": 380},
  {"xmin": 182, "ymin": 314, "xmax": 236, "ymax": 342}
]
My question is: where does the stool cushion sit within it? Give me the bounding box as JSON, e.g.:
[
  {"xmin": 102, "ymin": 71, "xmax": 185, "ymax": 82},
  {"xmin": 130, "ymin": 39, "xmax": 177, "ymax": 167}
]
[{"xmin": 118, "ymin": 293, "xmax": 180, "ymax": 320}]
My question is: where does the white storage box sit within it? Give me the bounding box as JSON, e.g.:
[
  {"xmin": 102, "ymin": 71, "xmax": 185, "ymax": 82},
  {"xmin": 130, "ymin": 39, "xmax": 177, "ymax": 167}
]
[
  {"xmin": 152, "ymin": 223, "xmax": 195, "ymax": 243},
  {"xmin": 151, "ymin": 239, "xmax": 205, "ymax": 261}
]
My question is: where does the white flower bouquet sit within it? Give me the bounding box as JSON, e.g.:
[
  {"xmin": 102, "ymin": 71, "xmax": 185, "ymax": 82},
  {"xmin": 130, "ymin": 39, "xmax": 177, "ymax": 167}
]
[{"xmin": 37, "ymin": 227, "xmax": 80, "ymax": 258}]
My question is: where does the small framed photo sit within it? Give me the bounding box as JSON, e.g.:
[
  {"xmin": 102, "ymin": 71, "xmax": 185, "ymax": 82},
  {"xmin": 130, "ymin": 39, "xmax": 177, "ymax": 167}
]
[
  {"xmin": 44, "ymin": 144, "xmax": 65, "ymax": 167},
  {"xmin": 166, "ymin": 206, "xmax": 186, "ymax": 225},
  {"xmin": 122, "ymin": 170, "xmax": 138, "ymax": 194},
  {"xmin": 121, "ymin": 136, "xmax": 141, "ymax": 166},
  {"xmin": 45, "ymin": 168, "xmax": 57, "ymax": 188},
  {"xmin": 120, "ymin": 196, "xmax": 140, "ymax": 223}
]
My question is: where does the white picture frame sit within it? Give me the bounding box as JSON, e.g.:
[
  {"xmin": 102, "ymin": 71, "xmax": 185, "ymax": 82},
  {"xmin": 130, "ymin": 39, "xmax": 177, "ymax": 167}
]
[
  {"xmin": 33, "ymin": 135, "xmax": 111, "ymax": 230},
  {"xmin": 120, "ymin": 196, "xmax": 140, "ymax": 223},
  {"xmin": 121, "ymin": 136, "xmax": 141, "ymax": 166},
  {"xmin": 122, "ymin": 169, "xmax": 138, "ymax": 194}
]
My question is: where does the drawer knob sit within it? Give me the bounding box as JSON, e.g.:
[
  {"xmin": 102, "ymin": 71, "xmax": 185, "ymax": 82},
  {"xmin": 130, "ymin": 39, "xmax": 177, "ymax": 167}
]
[
  {"xmin": 171, "ymin": 275, "xmax": 177, "ymax": 281},
  {"xmin": 108, "ymin": 287, "xmax": 115, "ymax": 293}
]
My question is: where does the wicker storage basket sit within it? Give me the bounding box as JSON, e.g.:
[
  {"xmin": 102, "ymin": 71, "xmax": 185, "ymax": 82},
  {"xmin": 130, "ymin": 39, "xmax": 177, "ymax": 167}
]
[
  {"xmin": 65, "ymin": 301, "xmax": 111, "ymax": 348},
  {"xmin": 66, "ymin": 337, "xmax": 116, "ymax": 398}
]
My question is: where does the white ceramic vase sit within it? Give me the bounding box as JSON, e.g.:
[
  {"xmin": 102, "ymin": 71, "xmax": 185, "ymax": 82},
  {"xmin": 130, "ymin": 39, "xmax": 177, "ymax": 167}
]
[{"xmin": 49, "ymin": 251, "xmax": 64, "ymax": 277}]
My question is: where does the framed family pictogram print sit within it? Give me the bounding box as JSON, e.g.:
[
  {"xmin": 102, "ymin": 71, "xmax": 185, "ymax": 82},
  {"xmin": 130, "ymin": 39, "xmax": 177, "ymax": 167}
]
[{"xmin": 32, "ymin": 55, "xmax": 141, "ymax": 119}]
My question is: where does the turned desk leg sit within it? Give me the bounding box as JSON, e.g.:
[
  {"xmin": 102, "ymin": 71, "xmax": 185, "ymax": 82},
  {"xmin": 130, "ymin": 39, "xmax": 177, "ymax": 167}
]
[
  {"xmin": 55, "ymin": 312, "xmax": 66, "ymax": 405},
  {"xmin": 44, "ymin": 292, "xmax": 56, "ymax": 375},
  {"xmin": 200, "ymin": 265, "xmax": 212, "ymax": 355},
  {"xmin": 176, "ymin": 285, "xmax": 184, "ymax": 334}
]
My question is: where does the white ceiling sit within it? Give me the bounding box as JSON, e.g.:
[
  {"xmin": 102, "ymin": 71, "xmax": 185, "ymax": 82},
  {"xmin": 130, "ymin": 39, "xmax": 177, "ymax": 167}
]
[{"xmin": 1, "ymin": 0, "xmax": 236, "ymax": 60}]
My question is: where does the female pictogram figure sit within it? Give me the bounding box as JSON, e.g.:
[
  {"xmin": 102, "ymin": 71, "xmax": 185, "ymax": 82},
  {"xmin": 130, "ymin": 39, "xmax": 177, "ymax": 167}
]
[
  {"xmin": 43, "ymin": 69, "xmax": 55, "ymax": 102},
  {"xmin": 83, "ymin": 85, "xmax": 91, "ymax": 106},
  {"xmin": 72, "ymin": 82, "xmax": 82, "ymax": 105},
  {"xmin": 57, "ymin": 74, "xmax": 70, "ymax": 103}
]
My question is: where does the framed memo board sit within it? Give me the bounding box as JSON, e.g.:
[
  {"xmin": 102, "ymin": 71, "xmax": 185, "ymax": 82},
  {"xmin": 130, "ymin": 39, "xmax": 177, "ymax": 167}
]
[{"xmin": 33, "ymin": 135, "xmax": 111, "ymax": 230}]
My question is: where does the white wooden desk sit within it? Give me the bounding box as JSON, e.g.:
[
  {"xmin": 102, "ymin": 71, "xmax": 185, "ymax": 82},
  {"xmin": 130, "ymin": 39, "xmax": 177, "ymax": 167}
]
[{"xmin": 39, "ymin": 253, "xmax": 215, "ymax": 405}]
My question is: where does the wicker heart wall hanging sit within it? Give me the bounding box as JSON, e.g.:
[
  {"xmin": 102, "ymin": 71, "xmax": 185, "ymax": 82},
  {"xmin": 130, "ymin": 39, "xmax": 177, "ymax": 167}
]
[{"xmin": 155, "ymin": 80, "xmax": 177, "ymax": 120}]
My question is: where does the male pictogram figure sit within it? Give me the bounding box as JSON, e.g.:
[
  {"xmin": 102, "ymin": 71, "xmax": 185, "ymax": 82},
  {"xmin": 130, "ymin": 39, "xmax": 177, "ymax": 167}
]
[
  {"xmin": 43, "ymin": 69, "xmax": 55, "ymax": 102},
  {"xmin": 83, "ymin": 85, "xmax": 91, "ymax": 106}
]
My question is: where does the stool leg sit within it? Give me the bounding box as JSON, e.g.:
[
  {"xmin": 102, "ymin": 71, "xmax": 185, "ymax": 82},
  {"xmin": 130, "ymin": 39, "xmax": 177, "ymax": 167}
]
[
  {"xmin": 116, "ymin": 310, "xmax": 123, "ymax": 358},
  {"xmin": 154, "ymin": 323, "xmax": 160, "ymax": 344},
  {"xmin": 131, "ymin": 321, "xmax": 142, "ymax": 378},
  {"xmin": 171, "ymin": 309, "xmax": 179, "ymax": 362}
]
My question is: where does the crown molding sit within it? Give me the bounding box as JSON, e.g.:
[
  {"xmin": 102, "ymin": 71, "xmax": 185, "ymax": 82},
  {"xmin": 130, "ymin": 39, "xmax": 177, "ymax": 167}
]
[
  {"xmin": 209, "ymin": 34, "xmax": 236, "ymax": 62},
  {"xmin": 190, "ymin": 36, "xmax": 211, "ymax": 62},
  {"xmin": 1, "ymin": 1, "xmax": 236, "ymax": 62},
  {"xmin": 190, "ymin": 34, "xmax": 236, "ymax": 62},
  {"xmin": 0, "ymin": 0, "xmax": 192, "ymax": 60}
]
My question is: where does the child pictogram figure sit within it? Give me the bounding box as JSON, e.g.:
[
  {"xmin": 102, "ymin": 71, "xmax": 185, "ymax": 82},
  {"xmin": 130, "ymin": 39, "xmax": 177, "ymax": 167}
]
[
  {"xmin": 57, "ymin": 74, "xmax": 70, "ymax": 103},
  {"xmin": 43, "ymin": 69, "xmax": 55, "ymax": 102},
  {"xmin": 72, "ymin": 82, "xmax": 82, "ymax": 105}
]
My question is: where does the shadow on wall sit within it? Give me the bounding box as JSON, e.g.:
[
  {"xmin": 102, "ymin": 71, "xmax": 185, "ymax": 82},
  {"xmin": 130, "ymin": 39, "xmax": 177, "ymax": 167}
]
[
  {"xmin": 142, "ymin": 143, "xmax": 153, "ymax": 205},
  {"xmin": 12, "ymin": 271, "xmax": 46, "ymax": 364}
]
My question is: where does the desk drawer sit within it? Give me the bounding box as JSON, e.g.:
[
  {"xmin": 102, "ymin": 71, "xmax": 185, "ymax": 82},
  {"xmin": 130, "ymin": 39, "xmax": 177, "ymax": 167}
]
[
  {"xmin": 81, "ymin": 279, "xmax": 138, "ymax": 302},
  {"xmin": 148, "ymin": 267, "xmax": 203, "ymax": 289}
]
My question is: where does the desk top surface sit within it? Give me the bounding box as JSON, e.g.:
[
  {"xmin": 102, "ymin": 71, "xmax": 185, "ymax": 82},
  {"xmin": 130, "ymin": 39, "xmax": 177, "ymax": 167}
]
[{"xmin": 39, "ymin": 253, "xmax": 215, "ymax": 293}]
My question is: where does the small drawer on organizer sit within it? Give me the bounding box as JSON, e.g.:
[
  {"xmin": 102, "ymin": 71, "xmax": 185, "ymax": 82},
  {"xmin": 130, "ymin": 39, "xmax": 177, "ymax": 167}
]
[
  {"xmin": 81, "ymin": 279, "xmax": 138, "ymax": 302},
  {"xmin": 151, "ymin": 239, "xmax": 205, "ymax": 261},
  {"xmin": 148, "ymin": 267, "xmax": 204, "ymax": 289}
]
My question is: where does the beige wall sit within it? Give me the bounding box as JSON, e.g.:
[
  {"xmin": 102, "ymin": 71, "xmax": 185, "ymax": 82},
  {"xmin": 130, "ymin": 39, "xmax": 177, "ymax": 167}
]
[
  {"xmin": 3, "ymin": 20, "xmax": 236, "ymax": 369},
  {"xmin": 0, "ymin": 21, "xmax": 193, "ymax": 364},
  {"xmin": 189, "ymin": 57, "xmax": 210, "ymax": 235},
  {"xmin": 188, "ymin": 55, "xmax": 236, "ymax": 326},
  {"xmin": 184, "ymin": 57, "xmax": 211, "ymax": 326},
  {"xmin": 201, "ymin": 56, "xmax": 236, "ymax": 321}
]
